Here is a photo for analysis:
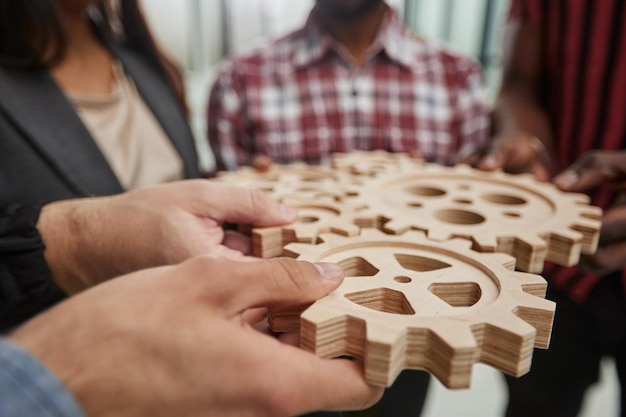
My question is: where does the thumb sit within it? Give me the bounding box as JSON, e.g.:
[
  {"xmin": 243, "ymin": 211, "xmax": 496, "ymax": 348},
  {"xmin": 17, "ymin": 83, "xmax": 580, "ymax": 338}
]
[
  {"xmin": 477, "ymin": 147, "xmax": 503, "ymax": 171},
  {"xmin": 201, "ymin": 182, "xmax": 298, "ymax": 226},
  {"xmin": 219, "ymin": 258, "xmax": 344, "ymax": 315}
]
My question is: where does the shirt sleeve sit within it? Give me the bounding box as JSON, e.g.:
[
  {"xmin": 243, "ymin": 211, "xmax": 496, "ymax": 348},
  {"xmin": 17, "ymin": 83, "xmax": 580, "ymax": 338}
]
[
  {"xmin": 207, "ymin": 61, "xmax": 255, "ymax": 171},
  {"xmin": 509, "ymin": 0, "xmax": 545, "ymax": 23},
  {"xmin": 0, "ymin": 339, "xmax": 85, "ymax": 417},
  {"xmin": 453, "ymin": 58, "xmax": 490, "ymax": 164},
  {"xmin": 0, "ymin": 205, "xmax": 66, "ymax": 330}
]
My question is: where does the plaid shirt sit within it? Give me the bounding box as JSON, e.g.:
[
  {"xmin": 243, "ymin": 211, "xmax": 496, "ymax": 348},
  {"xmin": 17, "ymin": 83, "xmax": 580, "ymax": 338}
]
[{"xmin": 208, "ymin": 5, "xmax": 489, "ymax": 171}]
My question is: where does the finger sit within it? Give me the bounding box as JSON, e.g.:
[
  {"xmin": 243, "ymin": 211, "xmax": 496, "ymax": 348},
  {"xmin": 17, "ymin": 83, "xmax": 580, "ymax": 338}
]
[
  {"xmin": 222, "ymin": 230, "xmax": 252, "ymax": 255},
  {"xmin": 581, "ymin": 244, "xmax": 626, "ymax": 274},
  {"xmin": 530, "ymin": 162, "xmax": 551, "ymax": 182},
  {"xmin": 218, "ymin": 258, "xmax": 344, "ymax": 315},
  {"xmin": 554, "ymin": 167, "xmax": 610, "ymax": 192},
  {"xmin": 277, "ymin": 332, "xmax": 300, "ymax": 347},
  {"xmin": 276, "ymin": 349, "xmax": 384, "ymax": 414},
  {"xmin": 200, "ymin": 183, "xmax": 297, "ymax": 226},
  {"xmin": 242, "ymin": 307, "xmax": 268, "ymax": 324},
  {"xmin": 477, "ymin": 151, "xmax": 503, "ymax": 172},
  {"xmin": 251, "ymin": 154, "xmax": 274, "ymax": 172},
  {"xmin": 553, "ymin": 169, "xmax": 580, "ymax": 190},
  {"xmin": 599, "ymin": 205, "xmax": 626, "ymax": 245}
]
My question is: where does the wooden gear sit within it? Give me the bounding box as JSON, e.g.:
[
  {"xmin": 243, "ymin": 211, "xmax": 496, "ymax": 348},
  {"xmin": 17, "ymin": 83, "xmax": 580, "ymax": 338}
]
[
  {"xmin": 252, "ymin": 197, "xmax": 367, "ymax": 258},
  {"xmin": 271, "ymin": 229, "xmax": 555, "ymax": 389},
  {"xmin": 354, "ymin": 163, "xmax": 603, "ymax": 273}
]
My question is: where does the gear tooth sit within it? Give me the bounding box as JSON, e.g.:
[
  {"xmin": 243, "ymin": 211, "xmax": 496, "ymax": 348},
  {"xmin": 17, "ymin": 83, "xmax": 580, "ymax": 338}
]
[
  {"xmin": 401, "ymin": 230, "xmax": 430, "ymax": 242},
  {"xmin": 475, "ymin": 315, "xmax": 537, "ymax": 377},
  {"xmin": 382, "ymin": 219, "xmax": 411, "ymax": 235},
  {"xmin": 300, "ymin": 302, "xmax": 368, "ymax": 361},
  {"xmin": 544, "ymin": 228, "xmax": 583, "ymax": 267},
  {"xmin": 510, "ymin": 271, "xmax": 549, "ymax": 296},
  {"xmin": 364, "ymin": 322, "xmax": 407, "ymax": 387},
  {"xmin": 473, "ymin": 233, "xmax": 499, "ymax": 252},
  {"xmin": 353, "ymin": 210, "xmax": 380, "ymax": 229},
  {"xmin": 508, "ymin": 234, "xmax": 548, "ymax": 273},
  {"xmin": 480, "ymin": 252, "xmax": 517, "ymax": 270},
  {"xmin": 512, "ymin": 293, "xmax": 556, "ymax": 349},
  {"xmin": 252, "ymin": 226, "xmax": 286, "ymax": 258},
  {"xmin": 579, "ymin": 205, "xmax": 603, "ymax": 220},
  {"xmin": 358, "ymin": 228, "xmax": 387, "ymax": 240},
  {"xmin": 330, "ymin": 222, "xmax": 360, "ymax": 237},
  {"xmin": 292, "ymin": 226, "xmax": 318, "ymax": 243},
  {"xmin": 570, "ymin": 192, "xmax": 592, "ymax": 204},
  {"xmin": 425, "ymin": 229, "xmax": 454, "ymax": 242},
  {"xmin": 420, "ymin": 324, "xmax": 478, "ymax": 389},
  {"xmin": 283, "ymin": 242, "xmax": 321, "ymax": 259},
  {"xmin": 570, "ymin": 218, "xmax": 602, "ymax": 254},
  {"xmin": 433, "ymin": 237, "xmax": 474, "ymax": 253}
]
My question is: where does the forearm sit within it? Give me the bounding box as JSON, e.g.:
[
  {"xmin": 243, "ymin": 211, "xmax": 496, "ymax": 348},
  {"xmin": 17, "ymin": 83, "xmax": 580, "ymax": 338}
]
[
  {"xmin": 492, "ymin": 85, "xmax": 554, "ymax": 154},
  {"xmin": 36, "ymin": 199, "xmax": 97, "ymax": 295}
]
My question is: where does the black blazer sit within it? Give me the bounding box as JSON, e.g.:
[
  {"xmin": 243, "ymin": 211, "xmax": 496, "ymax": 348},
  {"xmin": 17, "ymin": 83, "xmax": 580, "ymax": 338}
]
[
  {"xmin": 0, "ymin": 42, "xmax": 201, "ymax": 330},
  {"xmin": 0, "ymin": 43, "xmax": 200, "ymax": 206}
]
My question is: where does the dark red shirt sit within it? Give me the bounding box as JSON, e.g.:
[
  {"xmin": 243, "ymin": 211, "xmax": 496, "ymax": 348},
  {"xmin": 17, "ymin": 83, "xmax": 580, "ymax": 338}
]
[{"xmin": 510, "ymin": 0, "xmax": 626, "ymax": 301}]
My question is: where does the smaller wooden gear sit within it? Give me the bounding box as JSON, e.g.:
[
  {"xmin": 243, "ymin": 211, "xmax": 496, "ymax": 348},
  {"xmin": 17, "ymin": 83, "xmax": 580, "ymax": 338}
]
[
  {"xmin": 270, "ymin": 229, "xmax": 556, "ymax": 389},
  {"xmin": 332, "ymin": 150, "xmax": 424, "ymax": 177},
  {"xmin": 214, "ymin": 163, "xmax": 358, "ymax": 201},
  {"xmin": 354, "ymin": 163, "xmax": 603, "ymax": 273},
  {"xmin": 251, "ymin": 197, "xmax": 368, "ymax": 258}
]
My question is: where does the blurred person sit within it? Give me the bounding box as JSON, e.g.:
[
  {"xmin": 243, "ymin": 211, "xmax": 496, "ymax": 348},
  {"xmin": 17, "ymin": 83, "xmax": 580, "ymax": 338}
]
[
  {"xmin": 208, "ymin": 0, "xmax": 489, "ymax": 171},
  {"xmin": 207, "ymin": 1, "xmax": 491, "ymax": 416},
  {"xmin": 468, "ymin": 1, "xmax": 626, "ymax": 416},
  {"xmin": 1, "ymin": 251, "xmax": 384, "ymax": 416},
  {"xmin": 0, "ymin": 0, "xmax": 201, "ymax": 328}
]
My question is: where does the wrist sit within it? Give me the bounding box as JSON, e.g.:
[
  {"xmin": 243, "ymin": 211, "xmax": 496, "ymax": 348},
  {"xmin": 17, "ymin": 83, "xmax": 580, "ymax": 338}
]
[{"xmin": 38, "ymin": 200, "xmax": 90, "ymax": 295}]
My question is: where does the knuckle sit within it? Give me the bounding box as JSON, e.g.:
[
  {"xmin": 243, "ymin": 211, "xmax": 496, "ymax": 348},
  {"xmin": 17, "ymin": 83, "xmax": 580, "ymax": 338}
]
[
  {"xmin": 267, "ymin": 258, "xmax": 309, "ymax": 295},
  {"xmin": 248, "ymin": 188, "xmax": 272, "ymax": 214}
]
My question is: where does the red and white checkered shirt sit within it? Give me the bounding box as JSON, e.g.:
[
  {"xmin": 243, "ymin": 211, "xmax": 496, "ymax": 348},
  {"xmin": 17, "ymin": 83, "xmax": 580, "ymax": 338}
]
[{"xmin": 208, "ymin": 5, "xmax": 489, "ymax": 171}]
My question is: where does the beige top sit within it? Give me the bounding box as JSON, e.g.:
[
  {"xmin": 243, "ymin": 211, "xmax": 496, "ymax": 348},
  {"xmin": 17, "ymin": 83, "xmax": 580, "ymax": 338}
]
[{"xmin": 68, "ymin": 64, "xmax": 184, "ymax": 190}]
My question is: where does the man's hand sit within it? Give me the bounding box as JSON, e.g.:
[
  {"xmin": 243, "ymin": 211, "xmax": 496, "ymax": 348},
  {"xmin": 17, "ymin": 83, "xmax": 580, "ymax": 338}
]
[
  {"xmin": 553, "ymin": 150, "xmax": 626, "ymax": 192},
  {"xmin": 10, "ymin": 256, "xmax": 383, "ymax": 417},
  {"xmin": 462, "ymin": 133, "xmax": 552, "ymax": 181},
  {"xmin": 554, "ymin": 150, "xmax": 626, "ymax": 274},
  {"xmin": 38, "ymin": 180, "xmax": 298, "ymax": 294}
]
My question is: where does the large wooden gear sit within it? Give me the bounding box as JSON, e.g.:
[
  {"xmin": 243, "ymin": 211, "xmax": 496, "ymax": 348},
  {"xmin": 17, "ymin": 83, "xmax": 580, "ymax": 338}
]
[
  {"xmin": 354, "ymin": 163, "xmax": 603, "ymax": 272},
  {"xmin": 272, "ymin": 229, "xmax": 556, "ymax": 389}
]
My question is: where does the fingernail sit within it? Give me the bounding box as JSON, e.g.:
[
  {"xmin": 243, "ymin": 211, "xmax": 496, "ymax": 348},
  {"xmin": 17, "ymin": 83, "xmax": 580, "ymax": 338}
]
[
  {"xmin": 313, "ymin": 262, "xmax": 343, "ymax": 279},
  {"xmin": 280, "ymin": 204, "xmax": 298, "ymax": 220},
  {"xmin": 554, "ymin": 170, "xmax": 579, "ymax": 190},
  {"xmin": 483, "ymin": 154, "xmax": 497, "ymax": 169}
]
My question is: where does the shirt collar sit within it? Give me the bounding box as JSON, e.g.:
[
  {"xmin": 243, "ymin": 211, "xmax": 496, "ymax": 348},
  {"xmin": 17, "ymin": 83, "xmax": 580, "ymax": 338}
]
[{"xmin": 292, "ymin": 3, "xmax": 416, "ymax": 69}]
